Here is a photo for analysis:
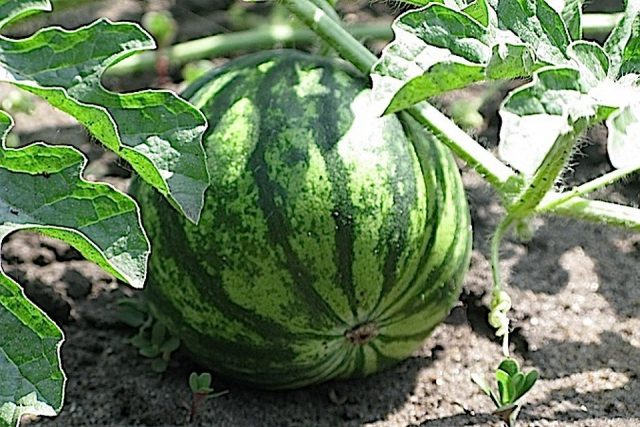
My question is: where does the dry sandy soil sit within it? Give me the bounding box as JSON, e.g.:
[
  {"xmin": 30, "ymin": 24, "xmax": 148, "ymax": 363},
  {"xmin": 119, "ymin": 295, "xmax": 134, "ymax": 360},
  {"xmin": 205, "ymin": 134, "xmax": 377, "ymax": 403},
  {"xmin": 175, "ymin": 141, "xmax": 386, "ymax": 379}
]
[{"xmin": 2, "ymin": 0, "xmax": 638, "ymax": 426}]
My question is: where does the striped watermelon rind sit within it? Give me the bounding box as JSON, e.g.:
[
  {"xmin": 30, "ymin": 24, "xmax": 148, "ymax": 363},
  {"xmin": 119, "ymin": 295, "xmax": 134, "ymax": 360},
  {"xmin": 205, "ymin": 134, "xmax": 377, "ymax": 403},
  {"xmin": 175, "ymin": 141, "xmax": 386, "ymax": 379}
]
[{"xmin": 130, "ymin": 50, "xmax": 472, "ymax": 389}]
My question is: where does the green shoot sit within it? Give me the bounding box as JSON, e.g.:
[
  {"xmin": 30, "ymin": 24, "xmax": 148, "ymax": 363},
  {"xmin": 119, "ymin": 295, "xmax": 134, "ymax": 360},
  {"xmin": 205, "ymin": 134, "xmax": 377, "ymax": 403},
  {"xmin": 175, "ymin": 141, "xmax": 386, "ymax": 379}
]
[
  {"xmin": 472, "ymin": 358, "xmax": 539, "ymax": 427},
  {"xmin": 117, "ymin": 298, "xmax": 180, "ymax": 373},
  {"xmin": 182, "ymin": 60, "xmax": 215, "ymax": 84},
  {"xmin": 188, "ymin": 372, "xmax": 228, "ymax": 422}
]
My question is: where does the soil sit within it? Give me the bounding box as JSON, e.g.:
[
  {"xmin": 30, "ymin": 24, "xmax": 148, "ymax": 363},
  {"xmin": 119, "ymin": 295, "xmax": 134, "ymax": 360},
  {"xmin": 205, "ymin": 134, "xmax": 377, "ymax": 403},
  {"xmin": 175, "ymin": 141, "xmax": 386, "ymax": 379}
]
[{"xmin": 3, "ymin": 0, "xmax": 638, "ymax": 426}]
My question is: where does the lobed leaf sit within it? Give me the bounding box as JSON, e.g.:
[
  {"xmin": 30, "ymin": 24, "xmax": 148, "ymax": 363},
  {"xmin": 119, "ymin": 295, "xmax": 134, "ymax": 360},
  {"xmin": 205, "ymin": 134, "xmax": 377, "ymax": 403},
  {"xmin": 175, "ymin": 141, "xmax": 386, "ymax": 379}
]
[
  {"xmin": 371, "ymin": 0, "xmax": 574, "ymax": 114},
  {"xmin": 500, "ymin": 36, "xmax": 640, "ymax": 175},
  {"xmin": 0, "ymin": 0, "xmax": 209, "ymax": 223},
  {"xmin": 0, "ymin": 0, "xmax": 49, "ymax": 28},
  {"xmin": 0, "ymin": 275, "xmax": 62, "ymax": 427},
  {"xmin": 0, "ymin": 108, "xmax": 149, "ymax": 425}
]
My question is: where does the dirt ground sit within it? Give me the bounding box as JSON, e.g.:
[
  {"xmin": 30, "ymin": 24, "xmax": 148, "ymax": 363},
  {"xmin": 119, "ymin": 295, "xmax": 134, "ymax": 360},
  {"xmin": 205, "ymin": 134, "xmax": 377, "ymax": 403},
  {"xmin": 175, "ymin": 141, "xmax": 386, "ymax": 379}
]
[{"xmin": 3, "ymin": 0, "xmax": 639, "ymax": 426}]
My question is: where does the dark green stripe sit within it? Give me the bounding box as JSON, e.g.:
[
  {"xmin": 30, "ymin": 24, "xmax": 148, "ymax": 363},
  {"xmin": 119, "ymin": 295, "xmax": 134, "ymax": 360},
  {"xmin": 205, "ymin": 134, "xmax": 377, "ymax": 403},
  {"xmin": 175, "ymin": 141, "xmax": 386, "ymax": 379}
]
[
  {"xmin": 249, "ymin": 58, "xmax": 347, "ymax": 327},
  {"xmin": 353, "ymin": 345, "xmax": 366, "ymax": 377},
  {"xmin": 368, "ymin": 340, "xmax": 405, "ymax": 367},
  {"xmin": 135, "ymin": 50, "xmax": 472, "ymax": 389},
  {"xmin": 368, "ymin": 120, "xmax": 444, "ymax": 319},
  {"xmin": 378, "ymin": 158, "xmax": 469, "ymax": 328},
  {"xmin": 370, "ymin": 117, "xmax": 423, "ymax": 318},
  {"xmin": 315, "ymin": 68, "xmax": 361, "ymax": 319},
  {"xmin": 332, "ymin": 344, "xmax": 357, "ymax": 379}
]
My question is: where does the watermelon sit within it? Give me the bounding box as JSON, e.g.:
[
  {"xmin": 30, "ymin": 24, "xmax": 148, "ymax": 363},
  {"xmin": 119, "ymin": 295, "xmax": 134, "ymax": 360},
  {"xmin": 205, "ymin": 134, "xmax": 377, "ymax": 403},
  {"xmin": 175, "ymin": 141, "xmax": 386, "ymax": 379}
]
[{"xmin": 130, "ymin": 50, "xmax": 472, "ymax": 389}]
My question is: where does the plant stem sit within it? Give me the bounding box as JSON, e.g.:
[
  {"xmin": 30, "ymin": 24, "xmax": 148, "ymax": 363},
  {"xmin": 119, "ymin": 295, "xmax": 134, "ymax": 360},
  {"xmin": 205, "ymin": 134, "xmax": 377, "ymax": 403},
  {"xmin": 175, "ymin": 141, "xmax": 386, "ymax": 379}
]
[
  {"xmin": 541, "ymin": 196, "xmax": 640, "ymax": 232},
  {"xmin": 409, "ymin": 103, "xmax": 515, "ymax": 189},
  {"xmin": 537, "ymin": 165, "xmax": 639, "ymax": 212},
  {"xmin": 308, "ymin": 0, "xmax": 341, "ymax": 22},
  {"xmin": 489, "ymin": 215, "xmax": 514, "ymax": 356},
  {"xmin": 107, "ymin": 22, "xmax": 391, "ymax": 77},
  {"xmin": 282, "ymin": 0, "xmax": 376, "ymax": 73},
  {"xmin": 507, "ymin": 127, "xmax": 584, "ymax": 219}
]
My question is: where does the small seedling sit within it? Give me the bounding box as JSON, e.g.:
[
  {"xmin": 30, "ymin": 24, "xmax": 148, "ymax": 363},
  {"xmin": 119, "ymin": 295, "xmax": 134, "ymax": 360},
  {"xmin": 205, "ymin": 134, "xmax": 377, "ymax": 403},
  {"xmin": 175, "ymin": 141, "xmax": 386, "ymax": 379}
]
[
  {"xmin": 131, "ymin": 320, "xmax": 181, "ymax": 372},
  {"xmin": 472, "ymin": 358, "xmax": 538, "ymax": 427},
  {"xmin": 116, "ymin": 297, "xmax": 150, "ymax": 328},
  {"xmin": 117, "ymin": 298, "xmax": 180, "ymax": 372},
  {"xmin": 188, "ymin": 372, "xmax": 228, "ymax": 422}
]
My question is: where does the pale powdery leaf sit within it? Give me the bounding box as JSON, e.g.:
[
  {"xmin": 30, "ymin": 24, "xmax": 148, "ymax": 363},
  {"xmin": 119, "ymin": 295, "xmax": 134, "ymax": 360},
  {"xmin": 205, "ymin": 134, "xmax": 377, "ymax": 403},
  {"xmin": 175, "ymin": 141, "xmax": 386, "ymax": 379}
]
[
  {"xmin": 544, "ymin": 0, "xmax": 582, "ymax": 40},
  {"xmin": 607, "ymin": 103, "xmax": 640, "ymax": 169},
  {"xmin": 562, "ymin": 0, "xmax": 583, "ymax": 40},
  {"xmin": 498, "ymin": 65, "xmax": 600, "ymax": 175},
  {"xmin": 494, "ymin": 0, "xmax": 570, "ymax": 65},
  {"xmin": 545, "ymin": 0, "xmax": 566, "ymax": 11},
  {"xmin": 371, "ymin": 1, "xmax": 495, "ymax": 114},
  {"xmin": 499, "ymin": 38, "xmax": 640, "ymax": 176},
  {"xmin": 499, "ymin": 111, "xmax": 571, "ymax": 175},
  {"xmin": 567, "ymin": 41, "xmax": 609, "ymax": 84},
  {"xmin": 589, "ymin": 74, "xmax": 640, "ymax": 109}
]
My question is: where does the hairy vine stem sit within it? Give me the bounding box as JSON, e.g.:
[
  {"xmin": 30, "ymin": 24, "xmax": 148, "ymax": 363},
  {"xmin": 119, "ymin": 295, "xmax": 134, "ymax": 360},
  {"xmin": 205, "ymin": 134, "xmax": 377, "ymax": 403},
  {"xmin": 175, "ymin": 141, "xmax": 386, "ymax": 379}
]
[
  {"xmin": 489, "ymin": 215, "xmax": 514, "ymax": 356},
  {"xmin": 537, "ymin": 165, "xmax": 640, "ymax": 213}
]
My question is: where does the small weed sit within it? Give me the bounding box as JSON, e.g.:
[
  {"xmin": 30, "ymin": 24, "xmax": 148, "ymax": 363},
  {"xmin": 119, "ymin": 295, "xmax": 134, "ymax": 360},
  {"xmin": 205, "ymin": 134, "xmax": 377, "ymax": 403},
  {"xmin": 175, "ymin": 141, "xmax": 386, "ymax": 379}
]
[
  {"xmin": 188, "ymin": 372, "xmax": 228, "ymax": 422},
  {"xmin": 472, "ymin": 358, "xmax": 538, "ymax": 427},
  {"xmin": 117, "ymin": 298, "xmax": 180, "ymax": 373}
]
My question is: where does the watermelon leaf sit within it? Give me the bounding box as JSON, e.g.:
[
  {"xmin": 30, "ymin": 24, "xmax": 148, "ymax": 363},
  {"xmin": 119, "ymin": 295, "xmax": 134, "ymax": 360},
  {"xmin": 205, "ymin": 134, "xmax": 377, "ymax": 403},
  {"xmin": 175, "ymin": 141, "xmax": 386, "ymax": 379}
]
[
  {"xmin": 371, "ymin": 0, "xmax": 575, "ymax": 114},
  {"xmin": 0, "ymin": 273, "xmax": 63, "ymax": 427},
  {"xmin": 557, "ymin": 0, "xmax": 583, "ymax": 41},
  {"xmin": 0, "ymin": 107, "xmax": 149, "ymax": 425},
  {"xmin": 607, "ymin": 102, "xmax": 640, "ymax": 168},
  {"xmin": 499, "ymin": 37, "xmax": 640, "ymax": 175},
  {"xmin": 0, "ymin": 0, "xmax": 209, "ymax": 223},
  {"xmin": 604, "ymin": 0, "xmax": 640, "ymax": 77}
]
